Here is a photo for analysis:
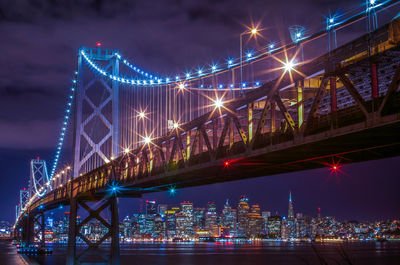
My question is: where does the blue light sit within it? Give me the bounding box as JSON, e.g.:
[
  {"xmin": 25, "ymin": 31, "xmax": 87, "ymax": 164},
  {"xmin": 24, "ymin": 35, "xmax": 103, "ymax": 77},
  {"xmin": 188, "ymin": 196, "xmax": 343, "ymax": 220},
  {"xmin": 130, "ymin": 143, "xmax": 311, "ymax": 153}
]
[
  {"xmin": 166, "ymin": 78, "xmax": 170, "ymax": 82},
  {"xmin": 242, "ymin": 83, "xmax": 246, "ymax": 87},
  {"xmin": 219, "ymin": 84, "xmax": 223, "ymax": 89},
  {"xmin": 186, "ymin": 73, "xmax": 190, "ymax": 78},
  {"xmin": 247, "ymin": 52, "xmax": 252, "ymax": 58},
  {"xmin": 230, "ymin": 84, "xmax": 234, "ymax": 88},
  {"xmin": 175, "ymin": 75, "xmax": 180, "ymax": 80},
  {"xmin": 198, "ymin": 69, "xmax": 203, "ymax": 75},
  {"xmin": 255, "ymin": 81, "xmax": 260, "ymax": 86},
  {"xmin": 200, "ymin": 84, "xmax": 204, "ymax": 88},
  {"xmin": 168, "ymin": 186, "xmax": 176, "ymax": 196},
  {"xmin": 211, "ymin": 65, "xmax": 217, "ymax": 72},
  {"xmin": 228, "ymin": 59, "xmax": 233, "ymax": 66}
]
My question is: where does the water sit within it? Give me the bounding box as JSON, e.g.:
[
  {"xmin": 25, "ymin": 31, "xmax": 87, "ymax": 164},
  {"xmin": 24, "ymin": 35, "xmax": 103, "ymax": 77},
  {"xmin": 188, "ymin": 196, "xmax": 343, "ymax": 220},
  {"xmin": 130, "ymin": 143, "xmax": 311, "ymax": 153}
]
[{"xmin": 2, "ymin": 240, "xmax": 400, "ymax": 265}]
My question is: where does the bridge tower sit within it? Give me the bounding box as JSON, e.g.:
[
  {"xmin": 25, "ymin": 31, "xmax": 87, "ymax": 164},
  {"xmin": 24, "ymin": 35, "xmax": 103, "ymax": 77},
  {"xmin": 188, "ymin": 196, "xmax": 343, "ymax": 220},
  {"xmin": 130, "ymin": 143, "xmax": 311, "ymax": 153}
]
[
  {"xmin": 30, "ymin": 158, "xmax": 50, "ymax": 197},
  {"xmin": 73, "ymin": 47, "xmax": 119, "ymax": 178}
]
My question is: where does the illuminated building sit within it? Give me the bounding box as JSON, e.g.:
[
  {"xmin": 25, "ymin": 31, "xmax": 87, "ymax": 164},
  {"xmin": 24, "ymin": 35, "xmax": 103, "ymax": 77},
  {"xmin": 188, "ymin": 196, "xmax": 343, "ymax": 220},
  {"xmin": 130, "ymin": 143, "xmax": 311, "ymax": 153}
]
[
  {"xmin": 122, "ymin": 215, "xmax": 132, "ymax": 238},
  {"xmin": 262, "ymin": 211, "xmax": 271, "ymax": 234},
  {"xmin": 205, "ymin": 202, "xmax": 217, "ymax": 234},
  {"xmin": 237, "ymin": 195, "xmax": 250, "ymax": 237},
  {"xmin": 288, "ymin": 191, "xmax": 294, "ymax": 220},
  {"xmin": 166, "ymin": 209, "xmax": 177, "ymax": 238},
  {"xmin": 248, "ymin": 204, "xmax": 263, "ymax": 237},
  {"xmin": 194, "ymin": 208, "xmax": 206, "ymax": 231},
  {"xmin": 267, "ymin": 215, "xmax": 282, "ymax": 238},
  {"xmin": 180, "ymin": 201, "xmax": 194, "ymax": 236},
  {"xmin": 158, "ymin": 204, "xmax": 168, "ymax": 218},
  {"xmin": 221, "ymin": 199, "xmax": 237, "ymax": 236},
  {"xmin": 153, "ymin": 214, "xmax": 164, "ymax": 237},
  {"xmin": 138, "ymin": 213, "xmax": 146, "ymax": 234},
  {"xmin": 176, "ymin": 212, "xmax": 186, "ymax": 237},
  {"xmin": 146, "ymin": 200, "xmax": 157, "ymax": 215},
  {"xmin": 144, "ymin": 200, "xmax": 156, "ymax": 235}
]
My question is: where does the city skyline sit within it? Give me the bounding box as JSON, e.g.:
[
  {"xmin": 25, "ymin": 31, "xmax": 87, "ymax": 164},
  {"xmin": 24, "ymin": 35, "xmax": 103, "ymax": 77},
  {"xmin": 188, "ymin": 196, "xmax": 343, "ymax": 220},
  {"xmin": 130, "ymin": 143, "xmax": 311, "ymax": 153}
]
[
  {"xmin": 1, "ymin": 0, "xmax": 400, "ymax": 226},
  {"xmin": 3, "ymin": 190, "xmax": 399, "ymax": 242}
]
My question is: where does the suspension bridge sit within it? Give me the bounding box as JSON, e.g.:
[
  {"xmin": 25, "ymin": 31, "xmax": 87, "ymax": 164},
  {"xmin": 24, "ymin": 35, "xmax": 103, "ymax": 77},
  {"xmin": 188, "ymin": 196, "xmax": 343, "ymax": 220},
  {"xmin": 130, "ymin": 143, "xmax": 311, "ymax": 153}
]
[{"xmin": 12, "ymin": 1, "xmax": 400, "ymax": 264}]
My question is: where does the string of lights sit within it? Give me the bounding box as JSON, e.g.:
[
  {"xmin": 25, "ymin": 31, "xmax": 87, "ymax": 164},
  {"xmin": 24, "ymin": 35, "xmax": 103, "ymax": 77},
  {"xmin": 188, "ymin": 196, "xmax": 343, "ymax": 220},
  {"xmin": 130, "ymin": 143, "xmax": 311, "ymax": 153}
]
[
  {"xmin": 49, "ymin": 72, "xmax": 77, "ymax": 178},
  {"xmin": 81, "ymin": 0, "xmax": 394, "ymax": 88}
]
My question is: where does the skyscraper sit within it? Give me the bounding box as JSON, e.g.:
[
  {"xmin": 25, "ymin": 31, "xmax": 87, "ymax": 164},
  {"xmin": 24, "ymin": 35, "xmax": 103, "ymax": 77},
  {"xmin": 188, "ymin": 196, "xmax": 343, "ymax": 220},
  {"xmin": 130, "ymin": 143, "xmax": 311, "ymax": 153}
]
[
  {"xmin": 286, "ymin": 191, "xmax": 296, "ymax": 239},
  {"xmin": 205, "ymin": 202, "xmax": 217, "ymax": 234},
  {"xmin": 221, "ymin": 199, "xmax": 237, "ymax": 236},
  {"xmin": 146, "ymin": 200, "xmax": 157, "ymax": 216},
  {"xmin": 158, "ymin": 204, "xmax": 168, "ymax": 218},
  {"xmin": 237, "ymin": 195, "xmax": 250, "ymax": 237},
  {"xmin": 267, "ymin": 215, "xmax": 282, "ymax": 238},
  {"xmin": 288, "ymin": 191, "xmax": 294, "ymax": 220},
  {"xmin": 194, "ymin": 208, "xmax": 206, "ymax": 231},
  {"xmin": 248, "ymin": 204, "xmax": 263, "ymax": 237},
  {"xmin": 262, "ymin": 211, "xmax": 271, "ymax": 234},
  {"xmin": 165, "ymin": 209, "xmax": 177, "ymax": 238},
  {"xmin": 180, "ymin": 201, "xmax": 194, "ymax": 236}
]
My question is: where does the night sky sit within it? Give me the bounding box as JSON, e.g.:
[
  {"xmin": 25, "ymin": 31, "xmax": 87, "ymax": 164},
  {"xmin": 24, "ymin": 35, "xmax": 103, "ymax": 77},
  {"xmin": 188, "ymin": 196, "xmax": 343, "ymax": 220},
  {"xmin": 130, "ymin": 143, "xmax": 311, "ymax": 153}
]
[{"xmin": 0, "ymin": 0, "xmax": 399, "ymax": 223}]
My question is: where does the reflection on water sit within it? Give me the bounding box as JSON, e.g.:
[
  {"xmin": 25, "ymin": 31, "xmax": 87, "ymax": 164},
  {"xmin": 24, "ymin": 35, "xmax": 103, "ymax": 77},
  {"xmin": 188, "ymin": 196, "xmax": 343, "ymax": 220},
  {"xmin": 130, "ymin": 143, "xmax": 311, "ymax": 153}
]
[{"xmin": 2, "ymin": 241, "xmax": 400, "ymax": 265}]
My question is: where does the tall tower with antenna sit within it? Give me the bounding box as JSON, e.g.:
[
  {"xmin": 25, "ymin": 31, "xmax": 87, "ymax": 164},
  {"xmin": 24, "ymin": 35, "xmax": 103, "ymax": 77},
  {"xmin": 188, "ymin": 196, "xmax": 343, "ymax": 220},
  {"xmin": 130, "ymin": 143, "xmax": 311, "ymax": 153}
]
[{"xmin": 288, "ymin": 191, "xmax": 294, "ymax": 220}]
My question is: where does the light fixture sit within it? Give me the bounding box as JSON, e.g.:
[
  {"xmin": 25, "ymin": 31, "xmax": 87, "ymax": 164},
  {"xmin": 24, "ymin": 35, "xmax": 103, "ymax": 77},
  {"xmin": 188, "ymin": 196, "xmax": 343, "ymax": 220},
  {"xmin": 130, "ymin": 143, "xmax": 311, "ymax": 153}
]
[
  {"xmin": 173, "ymin": 122, "xmax": 179, "ymax": 129},
  {"xmin": 178, "ymin": 83, "xmax": 185, "ymax": 90},
  {"xmin": 139, "ymin": 112, "xmax": 145, "ymax": 119},
  {"xmin": 284, "ymin": 60, "xmax": 295, "ymax": 72},
  {"xmin": 251, "ymin": 28, "xmax": 258, "ymax": 35},
  {"xmin": 144, "ymin": 137, "xmax": 151, "ymax": 144},
  {"xmin": 124, "ymin": 148, "xmax": 130, "ymax": 154},
  {"xmin": 214, "ymin": 97, "xmax": 224, "ymax": 109}
]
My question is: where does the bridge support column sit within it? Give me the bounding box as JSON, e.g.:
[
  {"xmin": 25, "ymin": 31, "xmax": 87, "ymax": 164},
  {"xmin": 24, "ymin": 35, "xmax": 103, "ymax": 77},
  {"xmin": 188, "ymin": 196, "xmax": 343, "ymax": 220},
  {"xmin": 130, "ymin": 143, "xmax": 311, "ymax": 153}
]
[
  {"xmin": 110, "ymin": 197, "xmax": 120, "ymax": 265},
  {"xmin": 66, "ymin": 198, "xmax": 77, "ymax": 265},
  {"xmin": 22, "ymin": 213, "xmax": 34, "ymax": 245}
]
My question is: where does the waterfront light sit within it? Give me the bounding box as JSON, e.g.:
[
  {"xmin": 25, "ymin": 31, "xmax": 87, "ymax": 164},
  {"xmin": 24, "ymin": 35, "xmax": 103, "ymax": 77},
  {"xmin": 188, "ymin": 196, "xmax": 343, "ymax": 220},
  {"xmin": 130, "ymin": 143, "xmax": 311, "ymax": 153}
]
[
  {"xmin": 124, "ymin": 148, "xmax": 130, "ymax": 154},
  {"xmin": 173, "ymin": 122, "xmax": 179, "ymax": 129},
  {"xmin": 251, "ymin": 28, "xmax": 258, "ymax": 35},
  {"xmin": 139, "ymin": 112, "xmax": 145, "ymax": 119}
]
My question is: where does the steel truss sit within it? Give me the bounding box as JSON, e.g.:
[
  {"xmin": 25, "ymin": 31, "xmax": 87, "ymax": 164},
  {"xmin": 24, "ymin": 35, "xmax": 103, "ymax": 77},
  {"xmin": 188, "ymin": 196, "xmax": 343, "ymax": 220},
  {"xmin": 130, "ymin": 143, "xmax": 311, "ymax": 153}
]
[{"xmin": 66, "ymin": 197, "xmax": 119, "ymax": 265}]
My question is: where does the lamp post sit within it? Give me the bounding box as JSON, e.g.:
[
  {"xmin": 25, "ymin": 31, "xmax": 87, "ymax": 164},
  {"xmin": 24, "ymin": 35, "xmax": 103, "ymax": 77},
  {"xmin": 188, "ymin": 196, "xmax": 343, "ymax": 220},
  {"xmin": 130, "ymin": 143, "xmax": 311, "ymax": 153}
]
[{"xmin": 240, "ymin": 27, "xmax": 258, "ymax": 94}]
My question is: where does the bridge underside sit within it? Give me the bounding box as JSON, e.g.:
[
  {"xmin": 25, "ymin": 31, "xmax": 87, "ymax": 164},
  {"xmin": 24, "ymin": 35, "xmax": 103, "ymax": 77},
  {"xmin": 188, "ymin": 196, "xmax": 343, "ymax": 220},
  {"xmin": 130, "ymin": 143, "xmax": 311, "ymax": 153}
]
[{"xmin": 133, "ymin": 119, "xmax": 400, "ymax": 193}]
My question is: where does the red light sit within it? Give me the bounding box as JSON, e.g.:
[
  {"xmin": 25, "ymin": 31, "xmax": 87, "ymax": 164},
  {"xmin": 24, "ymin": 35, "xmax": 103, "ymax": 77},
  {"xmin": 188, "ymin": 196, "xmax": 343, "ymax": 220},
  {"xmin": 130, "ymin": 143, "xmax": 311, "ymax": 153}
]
[
  {"xmin": 96, "ymin": 41, "xmax": 102, "ymax": 47},
  {"xmin": 224, "ymin": 161, "xmax": 230, "ymax": 167},
  {"xmin": 329, "ymin": 160, "xmax": 341, "ymax": 176},
  {"xmin": 36, "ymin": 157, "xmax": 40, "ymax": 160}
]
